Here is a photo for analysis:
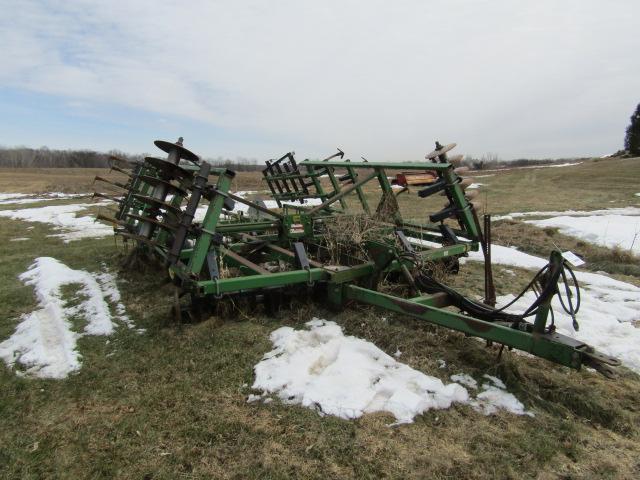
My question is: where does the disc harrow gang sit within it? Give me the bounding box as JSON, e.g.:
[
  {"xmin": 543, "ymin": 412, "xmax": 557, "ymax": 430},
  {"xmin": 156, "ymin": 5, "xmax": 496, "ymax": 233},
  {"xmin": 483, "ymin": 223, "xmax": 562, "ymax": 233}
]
[{"xmin": 92, "ymin": 138, "xmax": 621, "ymax": 377}]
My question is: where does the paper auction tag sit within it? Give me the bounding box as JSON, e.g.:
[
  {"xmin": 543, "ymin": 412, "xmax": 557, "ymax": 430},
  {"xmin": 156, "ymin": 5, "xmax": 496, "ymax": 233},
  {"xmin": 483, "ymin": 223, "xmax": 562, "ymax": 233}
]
[{"xmin": 562, "ymin": 251, "xmax": 585, "ymax": 267}]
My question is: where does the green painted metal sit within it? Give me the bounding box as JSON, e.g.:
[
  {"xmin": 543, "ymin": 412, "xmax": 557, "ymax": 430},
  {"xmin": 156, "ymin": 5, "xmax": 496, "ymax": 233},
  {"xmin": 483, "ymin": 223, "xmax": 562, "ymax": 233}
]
[
  {"xmin": 344, "ymin": 284, "xmax": 582, "ymax": 369},
  {"xmin": 442, "ymin": 168, "xmax": 480, "ymax": 239},
  {"xmin": 325, "ymin": 166, "xmax": 348, "ymax": 210},
  {"xmin": 301, "ymin": 160, "xmax": 453, "ymax": 171},
  {"xmin": 345, "ymin": 165, "xmax": 371, "ymax": 214},
  {"xmin": 198, "ymin": 268, "xmax": 328, "ymax": 295},
  {"xmin": 187, "ymin": 171, "xmax": 234, "ymax": 277},
  {"xmin": 100, "ymin": 139, "xmax": 622, "ymax": 375}
]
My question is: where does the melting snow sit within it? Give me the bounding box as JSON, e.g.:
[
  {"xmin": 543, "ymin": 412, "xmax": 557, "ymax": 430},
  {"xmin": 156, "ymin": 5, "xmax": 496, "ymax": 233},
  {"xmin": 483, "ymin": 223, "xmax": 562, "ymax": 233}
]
[
  {"xmin": 0, "ymin": 258, "xmax": 134, "ymax": 379},
  {"xmin": 0, "ymin": 193, "xmax": 30, "ymax": 202},
  {"xmin": 0, "ymin": 192, "xmax": 86, "ymax": 206},
  {"xmin": 450, "ymin": 373, "xmax": 477, "ymax": 389},
  {"xmin": 471, "ymin": 375, "xmax": 533, "ymax": 416},
  {"xmin": 0, "ymin": 202, "xmax": 112, "ymax": 242},
  {"xmin": 493, "ymin": 207, "xmax": 640, "ymax": 255},
  {"xmin": 468, "ymin": 246, "xmax": 640, "ymax": 372},
  {"xmin": 479, "ymin": 162, "xmax": 583, "ymax": 173},
  {"xmin": 526, "ymin": 215, "xmax": 640, "ymax": 255},
  {"xmin": 251, "ymin": 319, "xmax": 533, "ymax": 424},
  {"xmin": 493, "ymin": 207, "xmax": 640, "ymax": 221},
  {"xmin": 194, "ymin": 192, "xmax": 323, "ymax": 221}
]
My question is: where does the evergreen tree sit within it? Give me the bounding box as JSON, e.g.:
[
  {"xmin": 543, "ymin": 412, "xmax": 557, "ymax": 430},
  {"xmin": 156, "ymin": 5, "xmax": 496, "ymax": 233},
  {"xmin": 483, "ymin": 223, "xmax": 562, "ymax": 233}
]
[{"xmin": 624, "ymin": 103, "xmax": 640, "ymax": 155}]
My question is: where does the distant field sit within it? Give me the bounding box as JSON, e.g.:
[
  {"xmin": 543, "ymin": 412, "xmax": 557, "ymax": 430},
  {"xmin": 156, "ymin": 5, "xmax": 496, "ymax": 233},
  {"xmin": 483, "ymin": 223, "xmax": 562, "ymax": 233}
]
[
  {"xmin": 1, "ymin": 158, "xmax": 639, "ymax": 479},
  {"xmin": 2, "ymin": 157, "xmax": 638, "ymax": 214},
  {"xmin": 0, "ymin": 168, "xmax": 265, "ymax": 194}
]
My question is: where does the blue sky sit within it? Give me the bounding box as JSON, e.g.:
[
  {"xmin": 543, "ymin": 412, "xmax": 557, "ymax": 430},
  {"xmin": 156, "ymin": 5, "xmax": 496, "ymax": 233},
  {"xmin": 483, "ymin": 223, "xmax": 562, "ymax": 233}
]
[{"xmin": 1, "ymin": 0, "xmax": 638, "ymax": 161}]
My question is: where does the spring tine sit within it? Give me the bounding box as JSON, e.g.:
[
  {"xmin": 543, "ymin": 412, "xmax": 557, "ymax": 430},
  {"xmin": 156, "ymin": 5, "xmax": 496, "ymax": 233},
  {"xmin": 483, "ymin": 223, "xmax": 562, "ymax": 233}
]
[{"xmin": 93, "ymin": 192, "xmax": 124, "ymax": 203}]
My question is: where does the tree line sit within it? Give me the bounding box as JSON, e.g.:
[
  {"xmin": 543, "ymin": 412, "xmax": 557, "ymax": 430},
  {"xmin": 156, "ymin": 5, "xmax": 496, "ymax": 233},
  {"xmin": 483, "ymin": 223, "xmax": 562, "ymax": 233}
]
[
  {"xmin": 0, "ymin": 145, "xmax": 586, "ymax": 171},
  {"xmin": 0, "ymin": 146, "xmax": 264, "ymax": 171}
]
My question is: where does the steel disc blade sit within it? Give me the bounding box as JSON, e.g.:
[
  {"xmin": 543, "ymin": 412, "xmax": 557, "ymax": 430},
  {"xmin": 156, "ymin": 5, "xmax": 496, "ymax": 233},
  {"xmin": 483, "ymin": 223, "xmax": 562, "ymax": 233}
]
[
  {"xmin": 116, "ymin": 231, "xmax": 166, "ymax": 249},
  {"xmin": 131, "ymin": 193, "xmax": 183, "ymax": 215},
  {"xmin": 154, "ymin": 140, "xmax": 199, "ymax": 163},
  {"xmin": 425, "ymin": 143, "xmax": 456, "ymax": 160},
  {"xmin": 144, "ymin": 157, "xmax": 191, "ymax": 180},
  {"xmin": 137, "ymin": 174, "xmax": 188, "ymax": 197},
  {"xmin": 459, "ymin": 178, "xmax": 475, "ymax": 189},
  {"xmin": 447, "ymin": 154, "xmax": 464, "ymax": 166}
]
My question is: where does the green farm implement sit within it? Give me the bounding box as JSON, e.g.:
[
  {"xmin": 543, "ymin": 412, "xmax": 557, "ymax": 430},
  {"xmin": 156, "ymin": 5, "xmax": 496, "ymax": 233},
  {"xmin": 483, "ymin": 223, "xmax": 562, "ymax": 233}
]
[{"xmin": 93, "ymin": 138, "xmax": 621, "ymax": 377}]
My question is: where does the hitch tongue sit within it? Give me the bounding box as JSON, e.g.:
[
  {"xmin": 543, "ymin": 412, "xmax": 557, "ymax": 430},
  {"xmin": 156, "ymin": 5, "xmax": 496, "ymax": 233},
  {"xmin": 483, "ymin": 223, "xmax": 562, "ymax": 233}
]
[{"xmin": 581, "ymin": 346, "xmax": 621, "ymax": 378}]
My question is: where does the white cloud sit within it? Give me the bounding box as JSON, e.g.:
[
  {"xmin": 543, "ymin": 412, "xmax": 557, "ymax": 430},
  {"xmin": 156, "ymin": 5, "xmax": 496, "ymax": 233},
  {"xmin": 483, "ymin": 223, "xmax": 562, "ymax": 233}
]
[{"xmin": 1, "ymin": 0, "xmax": 638, "ymax": 159}]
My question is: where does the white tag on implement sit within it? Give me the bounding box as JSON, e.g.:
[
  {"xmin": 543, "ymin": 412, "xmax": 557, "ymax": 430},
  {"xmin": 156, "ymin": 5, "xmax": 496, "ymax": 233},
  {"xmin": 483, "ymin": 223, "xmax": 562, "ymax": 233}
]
[{"xmin": 562, "ymin": 251, "xmax": 585, "ymax": 267}]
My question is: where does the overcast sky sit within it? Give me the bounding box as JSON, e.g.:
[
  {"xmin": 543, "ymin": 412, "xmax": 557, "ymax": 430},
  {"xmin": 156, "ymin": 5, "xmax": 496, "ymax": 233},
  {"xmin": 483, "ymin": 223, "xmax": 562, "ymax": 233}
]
[{"xmin": 1, "ymin": 0, "xmax": 638, "ymax": 160}]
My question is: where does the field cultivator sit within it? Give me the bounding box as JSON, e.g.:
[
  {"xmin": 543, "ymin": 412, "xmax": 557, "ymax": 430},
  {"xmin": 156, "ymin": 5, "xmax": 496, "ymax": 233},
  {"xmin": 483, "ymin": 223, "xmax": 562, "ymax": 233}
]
[{"xmin": 93, "ymin": 138, "xmax": 621, "ymax": 376}]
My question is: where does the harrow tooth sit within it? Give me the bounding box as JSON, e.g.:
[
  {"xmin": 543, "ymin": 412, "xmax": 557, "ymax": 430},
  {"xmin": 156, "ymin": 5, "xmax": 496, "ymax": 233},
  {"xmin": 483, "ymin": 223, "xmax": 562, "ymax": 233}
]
[
  {"xmin": 123, "ymin": 212, "xmax": 178, "ymax": 231},
  {"xmin": 130, "ymin": 193, "xmax": 183, "ymax": 215},
  {"xmin": 116, "ymin": 231, "xmax": 165, "ymax": 248},
  {"xmin": 94, "ymin": 176, "xmax": 128, "ymax": 190},
  {"xmin": 96, "ymin": 213, "xmax": 128, "ymax": 227},
  {"xmin": 93, "ymin": 192, "xmax": 124, "ymax": 203},
  {"xmin": 108, "ymin": 155, "xmax": 134, "ymax": 169},
  {"xmin": 108, "ymin": 164, "xmax": 134, "ymax": 177}
]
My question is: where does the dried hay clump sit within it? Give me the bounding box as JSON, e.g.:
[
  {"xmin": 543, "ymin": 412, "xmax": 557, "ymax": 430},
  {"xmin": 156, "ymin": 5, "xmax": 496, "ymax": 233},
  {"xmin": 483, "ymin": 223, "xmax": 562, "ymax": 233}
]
[{"xmin": 319, "ymin": 214, "xmax": 390, "ymax": 264}]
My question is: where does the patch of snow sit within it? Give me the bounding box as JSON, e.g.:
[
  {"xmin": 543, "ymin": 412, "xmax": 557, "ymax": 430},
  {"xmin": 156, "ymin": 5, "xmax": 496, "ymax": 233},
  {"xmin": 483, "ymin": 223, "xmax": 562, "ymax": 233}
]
[
  {"xmin": 468, "ymin": 246, "xmax": 640, "ymax": 372},
  {"xmin": 479, "ymin": 162, "xmax": 583, "ymax": 173},
  {"xmin": 450, "ymin": 373, "xmax": 477, "ymax": 389},
  {"xmin": 93, "ymin": 267, "xmax": 134, "ymax": 328},
  {"xmin": 472, "ymin": 383, "xmax": 533, "ymax": 416},
  {"xmin": 449, "ymin": 374, "xmax": 532, "ymax": 416},
  {"xmin": 466, "ymin": 183, "xmax": 483, "ymax": 189},
  {"xmin": 251, "ymin": 319, "xmax": 533, "ymax": 424},
  {"xmin": 0, "ymin": 202, "xmax": 112, "ymax": 242},
  {"xmin": 264, "ymin": 198, "xmax": 323, "ymax": 209},
  {"xmin": 493, "ymin": 207, "xmax": 640, "ymax": 222},
  {"xmin": 549, "ymin": 162, "xmax": 583, "ymax": 168},
  {"xmin": 0, "ymin": 258, "xmax": 133, "ymax": 379},
  {"xmin": 0, "ymin": 192, "xmax": 86, "ymax": 206},
  {"xmin": 437, "ymin": 359, "xmax": 447, "ymax": 369},
  {"xmin": 525, "ymin": 214, "xmax": 640, "ymax": 255},
  {"xmin": 0, "ymin": 193, "xmax": 30, "ymax": 202},
  {"xmin": 195, "ymin": 196, "xmax": 323, "ymax": 221},
  {"xmin": 635, "ymin": 193, "xmax": 640, "ymax": 197},
  {"xmin": 482, "ymin": 373, "xmax": 506, "ymax": 389},
  {"xmin": 10, "ymin": 237, "xmax": 30, "ymax": 242},
  {"xmin": 394, "ymin": 349, "xmax": 402, "ymax": 358}
]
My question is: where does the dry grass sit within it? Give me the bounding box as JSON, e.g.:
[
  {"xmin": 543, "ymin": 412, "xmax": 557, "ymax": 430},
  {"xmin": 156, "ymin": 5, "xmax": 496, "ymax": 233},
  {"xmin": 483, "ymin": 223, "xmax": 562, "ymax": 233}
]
[
  {"xmin": 0, "ymin": 167, "xmax": 105, "ymax": 193},
  {"xmin": 0, "ymin": 168, "xmax": 265, "ymax": 195},
  {"xmin": 1, "ymin": 160, "xmax": 640, "ymax": 479}
]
